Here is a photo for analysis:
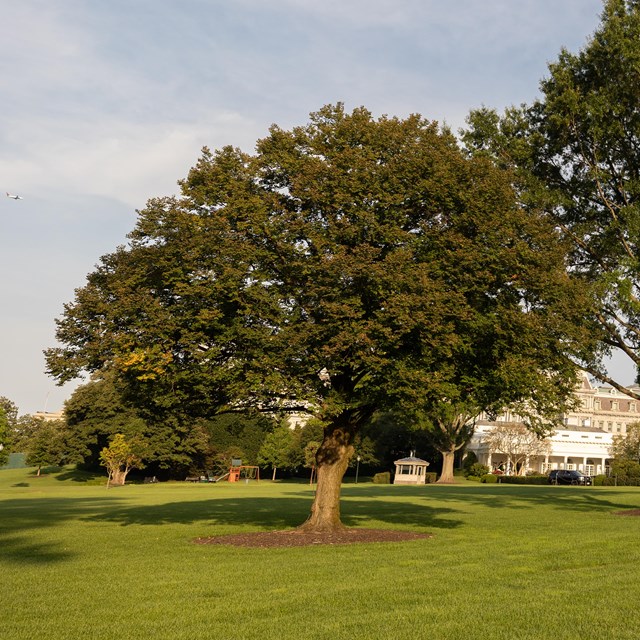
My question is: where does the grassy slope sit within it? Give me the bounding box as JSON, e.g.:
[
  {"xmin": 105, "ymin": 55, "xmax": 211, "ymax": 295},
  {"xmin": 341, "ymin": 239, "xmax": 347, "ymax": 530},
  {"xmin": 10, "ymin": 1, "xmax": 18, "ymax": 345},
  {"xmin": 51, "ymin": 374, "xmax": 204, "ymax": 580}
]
[{"xmin": 1, "ymin": 467, "xmax": 639, "ymax": 640}]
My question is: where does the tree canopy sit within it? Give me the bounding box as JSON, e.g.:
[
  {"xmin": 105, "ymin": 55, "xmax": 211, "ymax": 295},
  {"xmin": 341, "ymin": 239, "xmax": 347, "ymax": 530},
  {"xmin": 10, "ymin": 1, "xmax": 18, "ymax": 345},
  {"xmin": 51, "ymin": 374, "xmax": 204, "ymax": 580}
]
[
  {"xmin": 464, "ymin": 0, "xmax": 640, "ymax": 394},
  {"xmin": 47, "ymin": 104, "xmax": 589, "ymax": 529}
]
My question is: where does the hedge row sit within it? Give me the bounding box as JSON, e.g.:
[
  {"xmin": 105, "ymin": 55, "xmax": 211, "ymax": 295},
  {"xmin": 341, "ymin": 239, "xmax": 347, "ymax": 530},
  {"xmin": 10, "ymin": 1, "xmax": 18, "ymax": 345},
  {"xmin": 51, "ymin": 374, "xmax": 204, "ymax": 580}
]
[
  {"xmin": 594, "ymin": 475, "xmax": 640, "ymax": 486},
  {"xmin": 480, "ymin": 474, "xmax": 548, "ymax": 484}
]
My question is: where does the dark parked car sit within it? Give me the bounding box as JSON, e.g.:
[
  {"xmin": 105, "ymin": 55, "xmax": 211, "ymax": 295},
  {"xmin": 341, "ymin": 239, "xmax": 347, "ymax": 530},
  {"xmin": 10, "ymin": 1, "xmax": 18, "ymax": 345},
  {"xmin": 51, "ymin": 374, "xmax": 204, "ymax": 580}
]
[{"xmin": 548, "ymin": 469, "xmax": 592, "ymax": 486}]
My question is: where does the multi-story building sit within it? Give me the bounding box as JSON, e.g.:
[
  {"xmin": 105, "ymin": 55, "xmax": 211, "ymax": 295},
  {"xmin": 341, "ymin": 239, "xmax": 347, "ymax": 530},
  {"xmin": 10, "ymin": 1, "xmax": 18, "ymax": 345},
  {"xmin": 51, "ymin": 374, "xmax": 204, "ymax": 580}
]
[
  {"xmin": 569, "ymin": 374, "xmax": 640, "ymax": 436},
  {"xmin": 467, "ymin": 373, "xmax": 640, "ymax": 476}
]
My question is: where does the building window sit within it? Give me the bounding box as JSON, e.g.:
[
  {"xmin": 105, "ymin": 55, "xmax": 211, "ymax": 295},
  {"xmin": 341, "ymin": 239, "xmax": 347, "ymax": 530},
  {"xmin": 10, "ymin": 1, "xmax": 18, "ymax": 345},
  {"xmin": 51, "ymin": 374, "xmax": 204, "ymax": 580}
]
[
  {"xmin": 632, "ymin": 403, "xmax": 637, "ymax": 413},
  {"xmin": 612, "ymin": 401, "xmax": 619, "ymax": 411}
]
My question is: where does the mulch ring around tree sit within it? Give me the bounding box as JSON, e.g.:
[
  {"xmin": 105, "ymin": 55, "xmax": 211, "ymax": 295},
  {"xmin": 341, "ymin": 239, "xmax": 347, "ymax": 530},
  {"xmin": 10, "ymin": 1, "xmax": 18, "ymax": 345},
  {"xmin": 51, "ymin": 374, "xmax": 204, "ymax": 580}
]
[
  {"xmin": 193, "ymin": 528, "xmax": 433, "ymax": 548},
  {"xmin": 614, "ymin": 509, "xmax": 640, "ymax": 516}
]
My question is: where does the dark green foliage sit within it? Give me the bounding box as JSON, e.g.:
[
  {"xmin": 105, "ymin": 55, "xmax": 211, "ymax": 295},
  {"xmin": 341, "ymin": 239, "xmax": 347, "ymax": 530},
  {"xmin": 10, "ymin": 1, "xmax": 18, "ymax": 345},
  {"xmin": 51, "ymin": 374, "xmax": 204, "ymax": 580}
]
[
  {"xmin": 47, "ymin": 105, "xmax": 587, "ymax": 434},
  {"xmin": 593, "ymin": 474, "xmax": 608, "ymax": 486},
  {"xmin": 0, "ymin": 397, "xmax": 18, "ymax": 428},
  {"xmin": 45, "ymin": 104, "xmax": 593, "ymax": 525},
  {"xmin": 463, "ymin": 0, "xmax": 640, "ymax": 390},
  {"xmin": 462, "ymin": 450, "xmax": 478, "ymax": 473},
  {"xmin": 64, "ymin": 375, "xmax": 210, "ymax": 477},
  {"xmin": 372, "ymin": 471, "xmax": 391, "ymax": 484},
  {"xmin": 610, "ymin": 459, "xmax": 640, "ymax": 485},
  {"xmin": 21, "ymin": 418, "xmax": 84, "ymax": 472},
  {"xmin": 481, "ymin": 474, "xmax": 498, "ymax": 483},
  {"xmin": 424, "ymin": 472, "xmax": 437, "ymax": 484},
  {"xmin": 0, "ymin": 407, "xmax": 10, "ymax": 467},
  {"xmin": 498, "ymin": 475, "xmax": 548, "ymax": 485},
  {"xmin": 364, "ymin": 411, "xmax": 440, "ymax": 470},
  {"xmin": 466, "ymin": 462, "xmax": 490, "ymax": 478},
  {"xmin": 202, "ymin": 412, "xmax": 275, "ymax": 465}
]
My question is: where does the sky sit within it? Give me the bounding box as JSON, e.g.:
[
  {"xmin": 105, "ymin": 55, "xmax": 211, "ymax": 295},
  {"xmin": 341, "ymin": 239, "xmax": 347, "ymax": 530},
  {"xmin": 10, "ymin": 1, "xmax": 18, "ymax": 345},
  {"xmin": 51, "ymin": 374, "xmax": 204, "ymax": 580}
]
[{"xmin": 1, "ymin": 0, "xmax": 629, "ymax": 416}]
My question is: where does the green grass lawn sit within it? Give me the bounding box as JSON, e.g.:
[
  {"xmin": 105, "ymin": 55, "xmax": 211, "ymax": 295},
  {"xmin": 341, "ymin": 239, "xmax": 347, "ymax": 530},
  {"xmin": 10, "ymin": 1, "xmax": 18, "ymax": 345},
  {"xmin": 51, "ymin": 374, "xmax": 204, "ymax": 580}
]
[{"xmin": 2, "ymin": 467, "xmax": 640, "ymax": 640}]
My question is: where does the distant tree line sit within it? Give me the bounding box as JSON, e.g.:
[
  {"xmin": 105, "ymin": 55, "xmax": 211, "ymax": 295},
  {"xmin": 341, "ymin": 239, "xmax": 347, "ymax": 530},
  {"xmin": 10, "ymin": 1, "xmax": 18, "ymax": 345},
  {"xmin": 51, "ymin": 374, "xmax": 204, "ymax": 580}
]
[{"xmin": 0, "ymin": 380, "xmax": 443, "ymax": 481}]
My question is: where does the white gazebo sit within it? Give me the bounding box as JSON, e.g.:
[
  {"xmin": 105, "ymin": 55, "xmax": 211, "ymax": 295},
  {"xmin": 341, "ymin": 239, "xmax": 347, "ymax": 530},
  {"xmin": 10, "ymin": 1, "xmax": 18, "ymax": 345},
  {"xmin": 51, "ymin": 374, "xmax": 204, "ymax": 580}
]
[{"xmin": 393, "ymin": 453, "xmax": 430, "ymax": 485}]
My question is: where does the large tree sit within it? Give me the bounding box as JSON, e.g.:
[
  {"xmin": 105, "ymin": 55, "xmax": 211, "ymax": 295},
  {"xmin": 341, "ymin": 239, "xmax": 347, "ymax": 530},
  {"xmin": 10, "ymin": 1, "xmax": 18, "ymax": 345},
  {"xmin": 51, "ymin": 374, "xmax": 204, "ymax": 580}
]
[
  {"xmin": 46, "ymin": 105, "xmax": 587, "ymax": 531},
  {"xmin": 464, "ymin": 0, "xmax": 640, "ymax": 394}
]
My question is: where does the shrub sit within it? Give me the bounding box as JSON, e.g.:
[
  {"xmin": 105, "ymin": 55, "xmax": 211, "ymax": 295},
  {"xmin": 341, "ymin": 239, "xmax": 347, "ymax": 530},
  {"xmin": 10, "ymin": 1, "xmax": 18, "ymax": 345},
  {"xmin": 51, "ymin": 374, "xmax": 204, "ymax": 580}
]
[
  {"xmin": 593, "ymin": 474, "xmax": 607, "ymax": 486},
  {"xmin": 481, "ymin": 474, "xmax": 498, "ymax": 483},
  {"xmin": 467, "ymin": 462, "xmax": 489, "ymax": 478},
  {"xmin": 499, "ymin": 474, "xmax": 548, "ymax": 485},
  {"xmin": 462, "ymin": 451, "xmax": 478, "ymax": 475},
  {"xmin": 425, "ymin": 472, "xmax": 437, "ymax": 484},
  {"xmin": 466, "ymin": 475, "xmax": 482, "ymax": 482},
  {"xmin": 373, "ymin": 471, "xmax": 391, "ymax": 484}
]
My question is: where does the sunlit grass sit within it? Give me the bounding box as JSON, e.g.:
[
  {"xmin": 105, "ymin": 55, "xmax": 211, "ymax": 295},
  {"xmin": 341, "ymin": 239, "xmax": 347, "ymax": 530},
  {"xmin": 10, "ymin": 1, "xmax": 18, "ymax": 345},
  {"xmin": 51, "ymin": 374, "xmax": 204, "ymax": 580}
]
[{"xmin": 2, "ymin": 466, "xmax": 640, "ymax": 639}]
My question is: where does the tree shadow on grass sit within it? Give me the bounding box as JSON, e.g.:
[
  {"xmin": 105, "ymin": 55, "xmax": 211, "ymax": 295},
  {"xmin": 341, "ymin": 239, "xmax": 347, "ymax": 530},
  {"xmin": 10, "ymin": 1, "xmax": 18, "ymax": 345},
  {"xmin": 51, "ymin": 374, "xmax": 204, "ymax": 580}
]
[
  {"xmin": 0, "ymin": 490, "xmax": 460, "ymax": 564},
  {"xmin": 85, "ymin": 495, "xmax": 462, "ymax": 533},
  {"xmin": 0, "ymin": 495, "xmax": 122, "ymax": 565},
  {"xmin": 2, "ymin": 483, "xmax": 637, "ymax": 564},
  {"xmin": 339, "ymin": 483, "xmax": 640, "ymax": 515}
]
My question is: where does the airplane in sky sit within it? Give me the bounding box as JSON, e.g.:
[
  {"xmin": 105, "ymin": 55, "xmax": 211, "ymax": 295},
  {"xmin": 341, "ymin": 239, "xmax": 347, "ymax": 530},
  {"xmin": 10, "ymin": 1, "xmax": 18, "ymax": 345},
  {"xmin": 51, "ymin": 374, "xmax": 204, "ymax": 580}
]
[{"xmin": 6, "ymin": 192, "xmax": 23, "ymax": 200}]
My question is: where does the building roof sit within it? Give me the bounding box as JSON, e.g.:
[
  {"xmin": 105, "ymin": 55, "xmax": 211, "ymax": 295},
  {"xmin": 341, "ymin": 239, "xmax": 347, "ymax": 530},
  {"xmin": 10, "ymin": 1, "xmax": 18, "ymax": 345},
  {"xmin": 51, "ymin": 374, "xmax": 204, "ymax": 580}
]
[{"xmin": 394, "ymin": 456, "xmax": 428, "ymax": 465}]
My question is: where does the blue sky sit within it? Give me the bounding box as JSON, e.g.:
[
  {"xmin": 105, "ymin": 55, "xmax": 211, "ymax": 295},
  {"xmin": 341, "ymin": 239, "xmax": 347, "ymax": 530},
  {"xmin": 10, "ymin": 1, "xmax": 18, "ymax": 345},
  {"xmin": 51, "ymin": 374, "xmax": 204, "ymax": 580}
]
[{"xmin": 1, "ymin": 0, "xmax": 624, "ymax": 415}]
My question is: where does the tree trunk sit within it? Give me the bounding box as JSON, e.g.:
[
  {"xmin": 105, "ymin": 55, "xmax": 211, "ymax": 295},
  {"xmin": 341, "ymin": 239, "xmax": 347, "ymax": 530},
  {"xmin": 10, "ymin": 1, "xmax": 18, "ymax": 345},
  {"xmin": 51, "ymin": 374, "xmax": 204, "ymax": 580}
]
[
  {"xmin": 298, "ymin": 416, "xmax": 355, "ymax": 533},
  {"xmin": 272, "ymin": 467, "xmax": 277, "ymax": 482},
  {"xmin": 438, "ymin": 448, "xmax": 456, "ymax": 483},
  {"xmin": 108, "ymin": 468, "xmax": 128, "ymax": 486}
]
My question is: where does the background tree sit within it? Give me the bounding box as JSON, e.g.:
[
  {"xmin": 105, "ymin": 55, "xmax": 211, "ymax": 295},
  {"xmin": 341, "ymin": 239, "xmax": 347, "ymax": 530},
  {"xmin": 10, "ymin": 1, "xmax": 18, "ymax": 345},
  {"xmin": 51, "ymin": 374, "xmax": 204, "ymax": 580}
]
[
  {"xmin": 484, "ymin": 422, "xmax": 552, "ymax": 476},
  {"xmin": 64, "ymin": 374, "xmax": 209, "ymax": 478},
  {"xmin": 203, "ymin": 412, "xmax": 275, "ymax": 467},
  {"xmin": 46, "ymin": 105, "xmax": 590, "ymax": 531},
  {"xmin": 610, "ymin": 422, "xmax": 640, "ymax": 463},
  {"xmin": 258, "ymin": 424, "xmax": 300, "ymax": 481},
  {"xmin": 365, "ymin": 411, "xmax": 439, "ymax": 472},
  {"xmin": 210, "ymin": 445, "xmax": 245, "ymax": 478},
  {"xmin": 303, "ymin": 440, "xmax": 321, "ymax": 484},
  {"xmin": 0, "ymin": 397, "xmax": 19, "ymax": 465},
  {"xmin": 100, "ymin": 433, "xmax": 144, "ymax": 486},
  {"xmin": 0, "ymin": 396, "xmax": 18, "ymax": 428},
  {"xmin": 21, "ymin": 418, "xmax": 82, "ymax": 476},
  {"xmin": 0, "ymin": 407, "xmax": 10, "ymax": 467},
  {"xmin": 464, "ymin": 0, "xmax": 640, "ymax": 394}
]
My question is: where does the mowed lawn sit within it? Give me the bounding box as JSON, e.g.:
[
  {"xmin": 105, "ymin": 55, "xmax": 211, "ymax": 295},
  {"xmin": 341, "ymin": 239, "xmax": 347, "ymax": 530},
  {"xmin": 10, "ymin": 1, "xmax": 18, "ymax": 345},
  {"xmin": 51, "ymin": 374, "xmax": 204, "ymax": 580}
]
[{"xmin": 2, "ymin": 468, "xmax": 640, "ymax": 640}]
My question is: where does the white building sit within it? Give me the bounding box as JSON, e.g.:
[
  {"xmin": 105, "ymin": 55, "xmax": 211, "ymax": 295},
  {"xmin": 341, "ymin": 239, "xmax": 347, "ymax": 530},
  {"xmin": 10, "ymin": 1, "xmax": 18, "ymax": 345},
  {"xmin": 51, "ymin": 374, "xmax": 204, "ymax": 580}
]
[
  {"xmin": 466, "ymin": 373, "xmax": 640, "ymax": 476},
  {"xmin": 468, "ymin": 421, "xmax": 613, "ymax": 476}
]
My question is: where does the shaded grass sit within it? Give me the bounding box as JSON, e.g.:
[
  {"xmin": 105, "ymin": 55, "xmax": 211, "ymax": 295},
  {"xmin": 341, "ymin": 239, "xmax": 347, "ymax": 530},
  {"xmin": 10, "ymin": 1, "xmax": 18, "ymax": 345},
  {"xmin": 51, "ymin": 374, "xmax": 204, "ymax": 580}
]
[{"xmin": 2, "ymin": 467, "xmax": 640, "ymax": 639}]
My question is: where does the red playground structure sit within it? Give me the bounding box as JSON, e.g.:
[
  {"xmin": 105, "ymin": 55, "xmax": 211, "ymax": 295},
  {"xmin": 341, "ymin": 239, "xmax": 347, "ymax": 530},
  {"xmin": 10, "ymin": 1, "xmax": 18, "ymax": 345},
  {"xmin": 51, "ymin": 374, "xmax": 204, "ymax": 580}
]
[{"xmin": 228, "ymin": 459, "xmax": 260, "ymax": 483}]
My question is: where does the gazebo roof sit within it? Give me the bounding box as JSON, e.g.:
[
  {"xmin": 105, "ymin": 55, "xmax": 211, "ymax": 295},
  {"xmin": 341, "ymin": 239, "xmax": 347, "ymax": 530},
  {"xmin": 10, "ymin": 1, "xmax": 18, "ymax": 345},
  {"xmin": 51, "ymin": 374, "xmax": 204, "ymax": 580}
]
[{"xmin": 394, "ymin": 455, "xmax": 428, "ymax": 465}]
